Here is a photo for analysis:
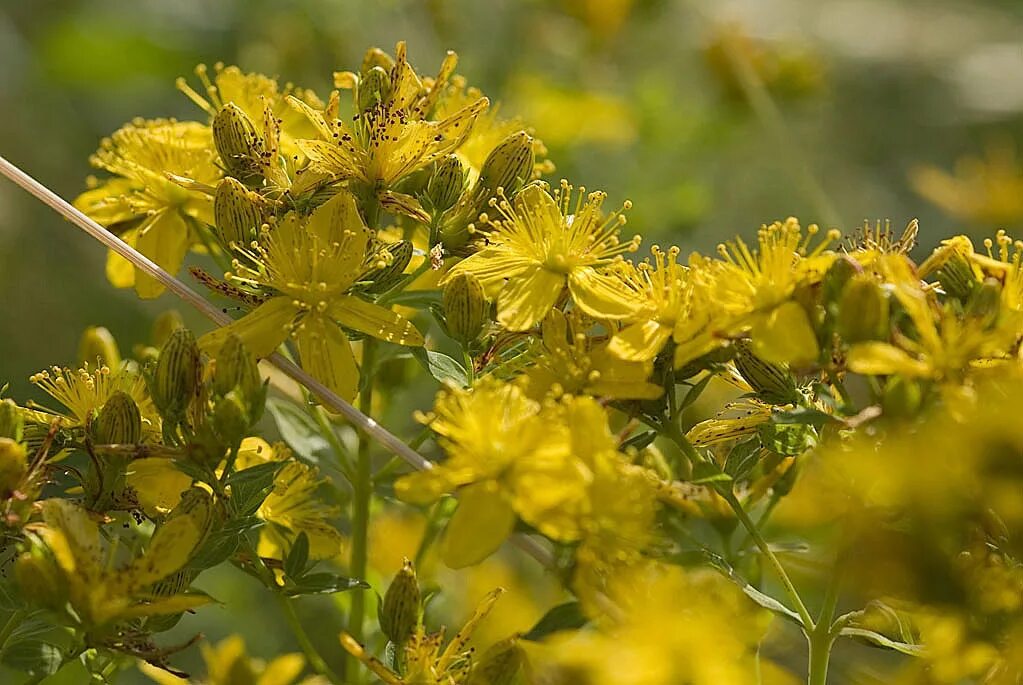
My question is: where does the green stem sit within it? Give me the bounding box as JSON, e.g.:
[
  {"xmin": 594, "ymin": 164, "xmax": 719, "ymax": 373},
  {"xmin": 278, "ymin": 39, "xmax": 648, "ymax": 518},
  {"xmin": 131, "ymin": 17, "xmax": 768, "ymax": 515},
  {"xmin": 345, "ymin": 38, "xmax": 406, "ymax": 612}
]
[
  {"xmin": 806, "ymin": 628, "xmax": 835, "ymax": 685},
  {"xmin": 278, "ymin": 595, "xmax": 343, "ymax": 685},
  {"xmin": 462, "ymin": 349, "xmax": 476, "ymax": 385},
  {"xmin": 345, "ymin": 338, "xmax": 377, "ymax": 680}
]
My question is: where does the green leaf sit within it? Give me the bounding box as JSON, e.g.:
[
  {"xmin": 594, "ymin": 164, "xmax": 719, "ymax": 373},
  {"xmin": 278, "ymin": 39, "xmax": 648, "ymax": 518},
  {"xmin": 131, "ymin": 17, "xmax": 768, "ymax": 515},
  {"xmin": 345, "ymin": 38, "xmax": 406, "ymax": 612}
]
[
  {"xmin": 839, "ymin": 627, "xmax": 924, "ymax": 656},
  {"xmin": 758, "ymin": 422, "xmax": 817, "ymax": 457},
  {"xmin": 285, "ymin": 573, "xmax": 368, "ymax": 597},
  {"xmin": 267, "ymin": 397, "xmax": 333, "ymax": 465},
  {"xmin": 412, "ymin": 348, "xmax": 468, "ymax": 388},
  {"xmin": 621, "ymin": 431, "xmax": 657, "ymax": 451},
  {"xmin": 701, "ymin": 551, "xmax": 805, "ymax": 629},
  {"xmin": 723, "ymin": 438, "xmax": 761, "ymax": 481},
  {"xmin": 284, "ymin": 532, "xmax": 310, "ymax": 579},
  {"xmin": 189, "ymin": 517, "xmax": 263, "ymax": 569},
  {"xmin": 678, "ymin": 373, "xmax": 714, "ymax": 412},
  {"xmin": 228, "ymin": 462, "xmax": 284, "ymax": 517},
  {"xmin": 523, "ymin": 602, "xmax": 588, "ymax": 641},
  {"xmin": 385, "ymin": 290, "xmax": 443, "ymax": 308},
  {"xmin": 690, "ymin": 461, "xmax": 732, "ymax": 487},
  {"xmin": 770, "ymin": 407, "xmax": 838, "ymax": 426}
]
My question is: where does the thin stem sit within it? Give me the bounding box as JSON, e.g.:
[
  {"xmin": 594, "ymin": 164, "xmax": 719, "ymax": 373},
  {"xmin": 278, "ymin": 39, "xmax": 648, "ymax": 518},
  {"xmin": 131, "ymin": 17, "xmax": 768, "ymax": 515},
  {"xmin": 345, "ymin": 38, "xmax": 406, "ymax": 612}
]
[
  {"xmin": 345, "ymin": 338, "xmax": 377, "ymax": 679},
  {"xmin": 462, "ymin": 349, "xmax": 476, "ymax": 385},
  {"xmin": 277, "ymin": 595, "xmax": 343, "ymax": 685},
  {"xmin": 312, "ymin": 405, "xmax": 357, "ymax": 483}
]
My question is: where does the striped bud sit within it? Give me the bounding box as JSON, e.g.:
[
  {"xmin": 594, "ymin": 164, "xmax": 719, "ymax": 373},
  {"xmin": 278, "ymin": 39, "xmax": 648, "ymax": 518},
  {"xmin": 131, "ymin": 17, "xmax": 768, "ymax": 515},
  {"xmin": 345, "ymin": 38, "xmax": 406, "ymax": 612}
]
[
  {"xmin": 443, "ymin": 272, "xmax": 488, "ymax": 344},
  {"xmin": 733, "ymin": 341, "xmax": 798, "ymax": 404},
  {"xmin": 477, "ymin": 132, "xmax": 534, "ymax": 198},
  {"xmin": 213, "ymin": 394, "xmax": 249, "ymax": 447},
  {"xmin": 935, "ymin": 251, "xmax": 979, "ymax": 301},
  {"xmin": 0, "ymin": 438, "xmax": 27, "ymax": 496},
  {"xmin": 212, "ymin": 103, "xmax": 264, "ymax": 184},
  {"xmin": 470, "ymin": 638, "xmax": 525, "ymax": 685},
  {"xmin": 152, "ymin": 328, "xmax": 201, "ymax": 420},
  {"xmin": 214, "ymin": 334, "xmax": 262, "ymax": 399},
  {"xmin": 380, "ymin": 557, "xmax": 421, "ymax": 645},
  {"xmin": 214, "ymin": 177, "xmax": 265, "ymax": 249},
  {"xmin": 94, "ymin": 391, "xmax": 142, "ymax": 445},
  {"xmin": 836, "ymin": 276, "xmax": 889, "ymax": 344},
  {"xmin": 0, "ymin": 399, "xmax": 23, "ymax": 442},
  {"xmin": 358, "ymin": 66, "xmax": 391, "ymax": 112},
  {"xmin": 78, "ymin": 326, "xmax": 121, "ymax": 368},
  {"xmin": 966, "ymin": 277, "xmax": 1002, "ymax": 329},
  {"xmin": 365, "ymin": 241, "xmax": 414, "ymax": 294},
  {"xmin": 426, "ymin": 155, "xmax": 466, "ymax": 213}
]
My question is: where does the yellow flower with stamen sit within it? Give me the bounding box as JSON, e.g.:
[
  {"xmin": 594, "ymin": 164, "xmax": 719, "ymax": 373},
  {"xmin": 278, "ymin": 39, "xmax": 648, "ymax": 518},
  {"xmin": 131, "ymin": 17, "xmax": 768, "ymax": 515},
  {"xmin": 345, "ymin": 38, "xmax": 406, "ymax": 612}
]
[
  {"xmin": 199, "ymin": 190, "xmax": 424, "ymax": 400},
  {"xmin": 444, "ymin": 181, "xmax": 641, "ymax": 331},
  {"xmin": 28, "ymin": 363, "xmax": 159, "ymax": 436},
  {"xmin": 74, "ymin": 119, "xmax": 221, "ymax": 298}
]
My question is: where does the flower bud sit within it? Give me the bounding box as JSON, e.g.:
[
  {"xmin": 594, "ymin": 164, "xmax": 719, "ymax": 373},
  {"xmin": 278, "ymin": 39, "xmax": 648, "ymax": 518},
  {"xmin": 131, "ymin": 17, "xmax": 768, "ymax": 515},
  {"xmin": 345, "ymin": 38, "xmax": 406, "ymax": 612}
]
[
  {"xmin": 0, "ymin": 399, "xmax": 23, "ymax": 442},
  {"xmin": 214, "ymin": 177, "xmax": 265, "ymax": 249},
  {"xmin": 365, "ymin": 241, "xmax": 414, "ymax": 294},
  {"xmin": 151, "ymin": 328, "xmax": 201, "ymax": 420},
  {"xmin": 836, "ymin": 276, "xmax": 889, "ymax": 344},
  {"xmin": 380, "ymin": 557, "xmax": 421, "ymax": 645},
  {"xmin": 477, "ymin": 131, "xmax": 535, "ymax": 198},
  {"xmin": 358, "ymin": 66, "xmax": 391, "ymax": 112},
  {"xmin": 94, "ymin": 391, "xmax": 142, "ymax": 445},
  {"xmin": 470, "ymin": 637, "xmax": 525, "ymax": 685},
  {"xmin": 443, "ymin": 272, "xmax": 488, "ymax": 344},
  {"xmin": 425, "ymin": 155, "xmax": 467, "ymax": 213},
  {"xmin": 966, "ymin": 277, "xmax": 1002, "ymax": 329},
  {"xmin": 882, "ymin": 375, "xmax": 922, "ymax": 420},
  {"xmin": 78, "ymin": 326, "xmax": 121, "ymax": 368},
  {"xmin": 733, "ymin": 341, "xmax": 798, "ymax": 404},
  {"xmin": 935, "ymin": 250, "xmax": 979, "ymax": 302},
  {"xmin": 822, "ymin": 254, "xmax": 862, "ymax": 310},
  {"xmin": 214, "ymin": 334, "xmax": 262, "ymax": 399},
  {"xmin": 0, "ymin": 438, "xmax": 27, "ymax": 497},
  {"xmin": 212, "ymin": 103, "xmax": 264, "ymax": 184},
  {"xmin": 213, "ymin": 394, "xmax": 250, "ymax": 447}
]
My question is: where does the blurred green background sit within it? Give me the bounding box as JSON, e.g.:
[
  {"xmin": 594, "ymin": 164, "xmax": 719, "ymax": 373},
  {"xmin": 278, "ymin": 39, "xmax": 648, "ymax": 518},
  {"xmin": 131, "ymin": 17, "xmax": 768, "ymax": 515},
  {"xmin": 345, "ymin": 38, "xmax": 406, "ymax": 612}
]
[{"xmin": 3, "ymin": 0, "xmax": 1023, "ymax": 681}]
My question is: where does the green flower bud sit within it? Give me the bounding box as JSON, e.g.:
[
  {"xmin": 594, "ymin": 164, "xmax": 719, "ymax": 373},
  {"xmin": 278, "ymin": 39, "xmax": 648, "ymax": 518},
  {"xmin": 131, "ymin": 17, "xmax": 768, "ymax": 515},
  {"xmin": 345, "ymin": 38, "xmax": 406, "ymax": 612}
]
[
  {"xmin": 477, "ymin": 132, "xmax": 535, "ymax": 199},
  {"xmin": 93, "ymin": 391, "xmax": 142, "ymax": 445},
  {"xmin": 212, "ymin": 103, "xmax": 264, "ymax": 184},
  {"xmin": 966, "ymin": 277, "xmax": 1002, "ymax": 329},
  {"xmin": 470, "ymin": 637, "xmax": 525, "ymax": 685},
  {"xmin": 213, "ymin": 394, "xmax": 250, "ymax": 447},
  {"xmin": 152, "ymin": 328, "xmax": 201, "ymax": 420},
  {"xmin": 358, "ymin": 66, "xmax": 392, "ymax": 112},
  {"xmin": 0, "ymin": 438, "xmax": 27, "ymax": 496},
  {"xmin": 822, "ymin": 254, "xmax": 862, "ymax": 310},
  {"xmin": 214, "ymin": 334, "xmax": 262, "ymax": 399},
  {"xmin": 214, "ymin": 177, "xmax": 265, "ymax": 249},
  {"xmin": 443, "ymin": 272, "xmax": 488, "ymax": 344},
  {"xmin": 0, "ymin": 400, "xmax": 23, "ymax": 442},
  {"xmin": 380, "ymin": 557, "xmax": 421, "ymax": 645},
  {"xmin": 836, "ymin": 276, "xmax": 889, "ymax": 344},
  {"xmin": 78, "ymin": 326, "xmax": 121, "ymax": 368},
  {"xmin": 733, "ymin": 341, "xmax": 798, "ymax": 404},
  {"xmin": 935, "ymin": 251, "xmax": 979, "ymax": 301},
  {"xmin": 426, "ymin": 155, "xmax": 467, "ymax": 213},
  {"xmin": 152, "ymin": 310, "xmax": 186, "ymax": 348},
  {"xmin": 882, "ymin": 375, "xmax": 923, "ymax": 420},
  {"xmin": 365, "ymin": 241, "xmax": 415, "ymax": 294}
]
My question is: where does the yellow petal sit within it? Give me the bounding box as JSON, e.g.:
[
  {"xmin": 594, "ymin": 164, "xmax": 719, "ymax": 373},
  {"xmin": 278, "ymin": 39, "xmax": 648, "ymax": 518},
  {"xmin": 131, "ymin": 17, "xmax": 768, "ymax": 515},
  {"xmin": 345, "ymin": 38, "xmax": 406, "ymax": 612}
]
[
  {"xmin": 443, "ymin": 250, "xmax": 532, "ymax": 293},
  {"xmin": 296, "ymin": 139, "xmax": 363, "ymax": 181},
  {"xmin": 750, "ymin": 302, "xmax": 819, "ymax": 366},
  {"xmin": 847, "ymin": 342, "xmax": 932, "ymax": 377},
  {"xmin": 134, "ymin": 211, "xmax": 191, "ymax": 299},
  {"xmin": 199, "ymin": 297, "xmax": 298, "ymax": 358},
  {"xmin": 497, "ymin": 265, "xmax": 564, "ymax": 331},
  {"xmin": 129, "ymin": 513, "xmax": 206, "ymax": 588},
  {"xmin": 118, "ymin": 593, "xmax": 213, "ymax": 619},
  {"xmin": 607, "ymin": 320, "xmax": 672, "ymax": 362},
  {"xmin": 126, "ymin": 458, "xmax": 193, "ymax": 517},
  {"xmin": 295, "ymin": 313, "xmax": 359, "ymax": 401},
  {"xmin": 442, "ymin": 481, "xmax": 516, "ymax": 569},
  {"xmin": 568, "ymin": 267, "xmax": 639, "ymax": 320},
  {"xmin": 258, "ymin": 654, "xmax": 306, "ymax": 685},
  {"xmin": 106, "ymin": 228, "xmax": 139, "ymax": 288},
  {"xmin": 328, "ymin": 295, "xmax": 424, "ymax": 346}
]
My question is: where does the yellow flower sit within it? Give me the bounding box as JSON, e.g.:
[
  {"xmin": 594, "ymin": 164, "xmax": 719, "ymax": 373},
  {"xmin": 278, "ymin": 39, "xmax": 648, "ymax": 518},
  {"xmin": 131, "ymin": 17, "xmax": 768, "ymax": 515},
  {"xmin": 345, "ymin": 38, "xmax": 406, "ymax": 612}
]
[
  {"xmin": 291, "ymin": 42, "xmax": 488, "ymax": 219},
  {"xmin": 523, "ymin": 309, "xmax": 662, "ymax": 400},
  {"xmin": 233, "ymin": 438, "xmax": 343, "ymax": 562},
  {"xmin": 22, "ymin": 498, "xmax": 212, "ymax": 629},
  {"xmin": 199, "ymin": 190, "xmax": 424, "ymax": 400},
  {"xmin": 28, "ymin": 363, "xmax": 159, "ymax": 435},
  {"xmin": 911, "ymin": 142, "xmax": 1023, "ymax": 228},
  {"xmin": 340, "ymin": 588, "xmax": 505, "ymax": 685},
  {"xmin": 139, "ymin": 634, "xmax": 317, "ymax": 685},
  {"xmin": 444, "ymin": 181, "xmax": 641, "ymax": 331},
  {"xmin": 74, "ymin": 119, "xmax": 221, "ymax": 298},
  {"xmin": 685, "ymin": 398, "xmax": 776, "ymax": 447}
]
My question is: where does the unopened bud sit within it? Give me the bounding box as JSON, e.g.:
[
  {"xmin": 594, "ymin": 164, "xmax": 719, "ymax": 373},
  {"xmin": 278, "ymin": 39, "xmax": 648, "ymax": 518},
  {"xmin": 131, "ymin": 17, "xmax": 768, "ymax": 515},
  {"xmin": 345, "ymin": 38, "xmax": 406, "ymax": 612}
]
[
  {"xmin": 152, "ymin": 310, "xmax": 186, "ymax": 348},
  {"xmin": 361, "ymin": 47, "xmax": 395, "ymax": 77},
  {"xmin": 78, "ymin": 326, "xmax": 121, "ymax": 368},
  {"xmin": 933, "ymin": 247, "xmax": 979, "ymax": 301},
  {"xmin": 836, "ymin": 276, "xmax": 889, "ymax": 343},
  {"xmin": 882, "ymin": 375, "xmax": 922, "ymax": 420},
  {"xmin": 0, "ymin": 438, "xmax": 27, "ymax": 496},
  {"xmin": 365, "ymin": 241, "xmax": 414, "ymax": 294},
  {"xmin": 213, "ymin": 394, "xmax": 250, "ymax": 447},
  {"xmin": 94, "ymin": 391, "xmax": 142, "ymax": 445},
  {"xmin": 152, "ymin": 328, "xmax": 201, "ymax": 420},
  {"xmin": 426, "ymin": 155, "xmax": 466, "ymax": 213},
  {"xmin": 443, "ymin": 272, "xmax": 488, "ymax": 344},
  {"xmin": 0, "ymin": 400, "xmax": 23, "ymax": 442},
  {"xmin": 214, "ymin": 334, "xmax": 262, "ymax": 399},
  {"xmin": 477, "ymin": 132, "xmax": 535, "ymax": 198},
  {"xmin": 966, "ymin": 277, "xmax": 1002, "ymax": 329},
  {"xmin": 822, "ymin": 254, "xmax": 862, "ymax": 310},
  {"xmin": 470, "ymin": 637, "xmax": 525, "ymax": 685},
  {"xmin": 733, "ymin": 341, "xmax": 798, "ymax": 404},
  {"xmin": 212, "ymin": 103, "xmax": 264, "ymax": 184},
  {"xmin": 358, "ymin": 66, "xmax": 391, "ymax": 112},
  {"xmin": 380, "ymin": 557, "xmax": 421, "ymax": 645},
  {"xmin": 214, "ymin": 177, "xmax": 265, "ymax": 249}
]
